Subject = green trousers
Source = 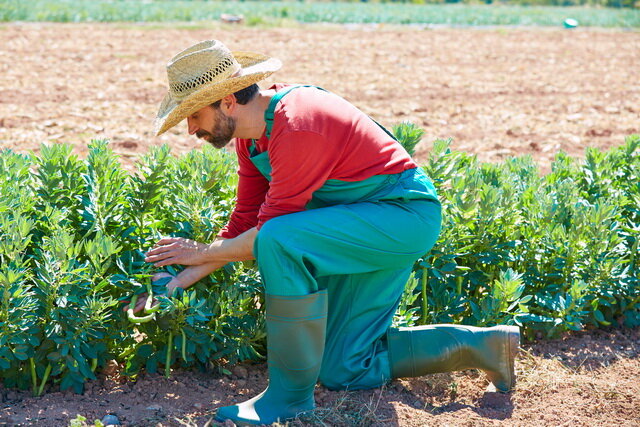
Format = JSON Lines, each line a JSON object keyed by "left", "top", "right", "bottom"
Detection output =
{"left": 254, "top": 169, "right": 441, "bottom": 390}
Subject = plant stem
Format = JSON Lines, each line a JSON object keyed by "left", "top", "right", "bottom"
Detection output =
{"left": 420, "top": 267, "right": 428, "bottom": 325}
{"left": 165, "top": 331, "right": 173, "bottom": 378}
{"left": 181, "top": 330, "right": 187, "bottom": 362}
{"left": 30, "top": 358, "right": 37, "bottom": 396}
{"left": 37, "top": 364, "right": 52, "bottom": 397}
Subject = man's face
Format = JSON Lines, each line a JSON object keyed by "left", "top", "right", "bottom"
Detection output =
{"left": 187, "top": 105, "right": 236, "bottom": 149}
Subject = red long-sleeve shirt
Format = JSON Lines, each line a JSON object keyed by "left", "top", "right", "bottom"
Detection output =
{"left": 218, "top": 84, "right": 417, "bottom": 238}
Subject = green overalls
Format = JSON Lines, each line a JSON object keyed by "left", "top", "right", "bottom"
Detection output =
{"left": 216, "top": 86, "right": 443, "bottom": 424}
{"left": 251, "top": 85, "right": 441, "bottom": 389}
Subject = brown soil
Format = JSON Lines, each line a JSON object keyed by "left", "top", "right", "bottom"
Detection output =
{"left": 1, "top": 23, "right": 639, "bottom": 173}
{"left": 0, "top": 328, "right": 638, "bottom": 426}
{"left": 1, "top": 22, "right": 639, "bottom": 426}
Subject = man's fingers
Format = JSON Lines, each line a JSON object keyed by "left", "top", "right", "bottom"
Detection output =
{"left": 122, "top": 293, "right": 151, "bottom": 314}
{"left": 144, "top": 253, "right": 163, "bottom": 263}
{"left": 152, "top": 272, "right": 174, "bottom": 281}
{"left": 146, "top": 242, "right": 183, "bottom": 260}
{"left": 153, "top": 257, "right": 175, "bottom": 267}
{"left": 145, "top": 254, "right": 176, "bottom": 266}
{"left": 133, "top": 296, "right": 147, "bottom": 314}
{"left": 154, "top": 237, "right": 181, "bottom": 248}
{"left": 146, "top": 245, "right": 171, "bottom": 257}
{"left": 145, "top": 252, "right": 174, "bottom": 266}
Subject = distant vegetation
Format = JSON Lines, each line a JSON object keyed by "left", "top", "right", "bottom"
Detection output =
{"left": 0, "top": 1, "right": 638, "bottom": 28}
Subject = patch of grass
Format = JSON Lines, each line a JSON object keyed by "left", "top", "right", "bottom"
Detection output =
{"left": 0, "top": 1, "right": 638, "bottom": 28}
{"left": 295, "top": 387, "right": 388, "bottom": 425}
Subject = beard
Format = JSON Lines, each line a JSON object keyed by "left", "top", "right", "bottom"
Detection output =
{"left": 196, "top": 109, "right": 236, "bottom": 149}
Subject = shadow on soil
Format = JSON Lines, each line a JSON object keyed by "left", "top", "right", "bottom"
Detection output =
{"left": 390, "top": 376, "right": 515, "bottom": 423}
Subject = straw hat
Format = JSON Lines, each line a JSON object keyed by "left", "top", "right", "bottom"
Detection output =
{"left": 154, "top": 40, "right": 281, "bottom": 136}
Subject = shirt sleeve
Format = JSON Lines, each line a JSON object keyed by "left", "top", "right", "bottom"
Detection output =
{"left": 257, "top": 129, "right": 340, "bottom": 228}
{"left": 217, "top": 140, "right": 270, "bottom": 239}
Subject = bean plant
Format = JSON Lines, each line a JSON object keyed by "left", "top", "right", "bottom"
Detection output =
{"left": 0, "top": 129, "right": 638, "bottom": 395}
{"left": 0, "top": 141, "right": 262, "bottom": 394}
{"left": 411, "top": 133, "right": 640, "bottom": 339}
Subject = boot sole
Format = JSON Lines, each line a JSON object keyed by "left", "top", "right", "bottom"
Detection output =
{"left": 492, "top": 325, "right": 520, "bottom": 393}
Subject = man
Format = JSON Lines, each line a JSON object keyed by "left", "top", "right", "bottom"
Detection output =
{"left": 134, "top": 40, "right": 519, "bottom": 425}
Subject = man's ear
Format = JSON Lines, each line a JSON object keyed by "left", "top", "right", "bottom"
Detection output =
{"left": 220, "top": 94, "right": 237, "bottom": 115}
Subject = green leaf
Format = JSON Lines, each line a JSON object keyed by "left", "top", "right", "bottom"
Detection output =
{"left": 0, "top": 358, "right": 10, "bottom": 370}
{"left": 519, "top": 295, "right": 533, "bottom": 304}
{"left": 593, "top": 309, "right": 611, "bottom": 326}
{"left": 136, "top": 344, "right": 154, "bottom": 358}
{"left": 47, "top": 352, "right": 62, "bottom": 361}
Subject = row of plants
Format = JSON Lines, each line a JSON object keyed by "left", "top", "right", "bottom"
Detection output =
{"left": 0, "top": 128, "right": 638, "bottom": 395}
{"left": 1, "top": 1, "right": 638, "bottom": 27}
{"left": 394, "top": 125, "right": 639, "bottom": 339}
{"left": 0, "top": 142, "right": 263, "bottom": 395}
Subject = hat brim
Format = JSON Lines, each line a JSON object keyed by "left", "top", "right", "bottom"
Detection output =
{"left": 154, "top": 52, "right": 282, "bottom": 136}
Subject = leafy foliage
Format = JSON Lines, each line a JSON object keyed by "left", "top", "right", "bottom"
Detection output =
{"left": 0, "top": 142, "right": 261, "bottom": 395}
{"left": 409, "top": 132, "right": 640, "bottom": 340}
{"left": 0, "top": 131, "right": 638, "bottom": 395}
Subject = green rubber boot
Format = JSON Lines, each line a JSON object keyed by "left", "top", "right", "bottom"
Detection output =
{"left": 215, "top": 291, "right": 327, "bottom": 425}
{"left": 387, "top": 324, "right": 520, "bottom": 392}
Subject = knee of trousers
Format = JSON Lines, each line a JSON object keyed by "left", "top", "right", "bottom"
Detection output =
{"left": 318, "top": 365, "right": 388, "bottom": 391}
{"left": 254, "top": 216, "right": 294, "bottom": 262}
{"left": 318, "top": 369, "right": 354, "bottom": 391}
{"left": 318, "top": 342, "right": 390, "bottom": 391}
{"left": 254, "top": 216, "right": 317, "bottom": 296}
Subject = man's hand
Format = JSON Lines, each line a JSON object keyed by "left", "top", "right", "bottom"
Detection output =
{"left": 145, "top": 237, "right": 211, "bottom": 267}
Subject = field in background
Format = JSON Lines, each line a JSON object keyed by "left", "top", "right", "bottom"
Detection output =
{"left": 0, "top": 0, "right": 639, "bottom": 27}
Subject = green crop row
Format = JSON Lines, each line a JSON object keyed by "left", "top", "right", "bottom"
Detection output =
{"left": 394, "top": 124, "right": 640, "bottom": 340}
{"left": 0, "top": 142, "right": 263, "bottom": 394}
{"left": 0, "top": 129, "right": 638, "bottom": 395}
{"left": 0, "top": 0, "right": 638, "bottom": 27}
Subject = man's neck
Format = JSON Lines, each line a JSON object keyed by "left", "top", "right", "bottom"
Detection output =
{"left": 233, "top": 89, "right": 276, "bottom": 140}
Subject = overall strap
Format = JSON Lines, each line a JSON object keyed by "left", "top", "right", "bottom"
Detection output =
{"left": 264, "top": 85, "right": 326, "bottom": 139}
{"left": 369, "top": 117, "right": 398, "bottom": 142}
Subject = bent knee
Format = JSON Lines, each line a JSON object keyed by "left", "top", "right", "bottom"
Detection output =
{"left": 254, "top": 216, "right": 292, "bottom": 256}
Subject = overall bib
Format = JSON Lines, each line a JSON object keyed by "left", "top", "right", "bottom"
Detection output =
{"left": 250, "top": 85, "right": 442, "bottom": 390}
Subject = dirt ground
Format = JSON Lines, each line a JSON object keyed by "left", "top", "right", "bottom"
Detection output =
{"left": 1, "top": 23, "right": 639, "bottom": 173}
{"left": 0, "top": 327, "right": 638, "bottom": 426}
{"left": 1, "top": 22, "right": 639, "bottom": 426}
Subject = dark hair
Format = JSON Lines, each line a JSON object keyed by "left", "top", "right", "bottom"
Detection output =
{"left": 211, "top": 83, "right": 259, "bottom": 108}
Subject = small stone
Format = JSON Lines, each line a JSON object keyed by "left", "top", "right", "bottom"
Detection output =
{"left": 83, "top": 383, "right": 94, "bottom": 396}
{"left": 193, "top": 402, "right": 203, "bottom": 409}
{"left": 101, "top": 414, "right": 121, "bottom": 426}
{"left": 232, "top": 366, "right": 248, "bottom": 379}
{"left": 145, "top": 404, "right": 162, "bottom": 412}
{"left": 102, "top": 360, "right": 120, "bottom": 377}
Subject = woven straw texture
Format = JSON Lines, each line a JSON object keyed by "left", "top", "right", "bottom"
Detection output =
{"left": 154, "top": 41, "right": 281, "bottom": 136}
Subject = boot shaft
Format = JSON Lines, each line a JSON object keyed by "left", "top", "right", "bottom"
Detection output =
{"left": 216, "top": 290, "right": 328, "bottom": 425}
{"left": 387, "top": 324, "right": 519, "bottom": 392}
